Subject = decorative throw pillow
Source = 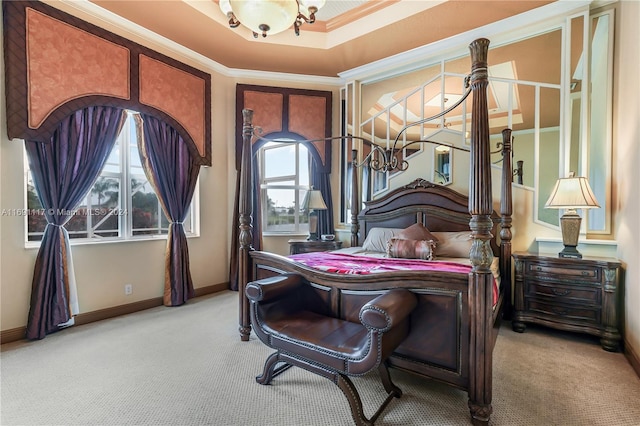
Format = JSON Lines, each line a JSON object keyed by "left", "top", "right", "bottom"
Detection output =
{"left": 397, "top": 223, "right": 439, "bottom": 243}
{"left": 361, "top": 227, "right": 404, "bottom": 253}
{"left": 386, "top": 238, "right": 436, "bottom": 260}
{"left": 431, "top": 231, "right": 473, "bottom": 258}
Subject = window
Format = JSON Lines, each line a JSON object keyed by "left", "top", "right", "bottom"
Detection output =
{"left": 259, "top": 140, "right": 310, "bottom": 234}
{"left": 25, "top": 112, "right": 197, "bottom": 243}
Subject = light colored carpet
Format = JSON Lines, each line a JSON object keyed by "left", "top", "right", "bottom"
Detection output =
{"left": 1, "top": 291, "right": 639, "bottom": 425}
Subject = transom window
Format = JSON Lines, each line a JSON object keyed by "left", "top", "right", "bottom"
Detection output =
{"left": 259, "top": 140, "right": 310, "bottom": 234}
{"left": 25, "top": 111, "right": 197, "bottom": 243}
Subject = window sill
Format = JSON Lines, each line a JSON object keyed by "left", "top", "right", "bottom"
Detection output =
{"left": 24, "top": 233, "right": 200, "bottom": 250}
{"left": 263, "top": 233, "right": 308, "bottom": 238}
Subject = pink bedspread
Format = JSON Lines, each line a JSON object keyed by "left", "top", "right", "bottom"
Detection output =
{"left": 289, "top": 252, "right": 472, "bottom": 275}
{"left": 289, "top": 252, "right": 499, "bottom": 306}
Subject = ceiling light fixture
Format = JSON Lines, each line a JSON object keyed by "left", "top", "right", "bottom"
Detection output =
{"left": 219, "top": 0, "right": 325, "bottom": 38}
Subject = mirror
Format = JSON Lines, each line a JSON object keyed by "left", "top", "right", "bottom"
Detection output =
{"left": 433, "top": 145, "right": 452, "bottom": 184}
{"left": 341, "top": 7, "right": 613, "bottom": 237}
{"left": 587, "top": 11, "right": 613, "bottom": 234}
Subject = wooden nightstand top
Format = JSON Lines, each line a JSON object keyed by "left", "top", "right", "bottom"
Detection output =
{"left": 513, "top": 252, "right": 621, "bottom": 267}
{"left": 288, "top": 239, "right": 342, "bottom": 255}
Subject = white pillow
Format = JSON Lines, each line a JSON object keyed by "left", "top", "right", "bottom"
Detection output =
{"left": 361, "top": 227, "right": 403, "bottom": 253}
{"left": 431, "top": 231, "right": 473, "bottom": 258}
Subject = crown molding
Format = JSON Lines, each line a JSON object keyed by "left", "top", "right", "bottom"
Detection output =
{"left": 226, "top": 68, "right": 341, "bottom": 86}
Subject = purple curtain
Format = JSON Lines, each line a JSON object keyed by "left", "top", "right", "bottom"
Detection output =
{"left": 136, "top": 114, "right": 200, "bottom": 306}
{"left": 25, "top": 106, "right": 126, "bottom": 340}
{"left": 311, "top": 161, "right": 334, "bottom": 236}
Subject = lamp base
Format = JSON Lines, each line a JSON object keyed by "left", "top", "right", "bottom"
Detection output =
{"left": 559, "top": 210, "right": 582, "bottom": 259}
{"left": 307, "top": 211, "right": 319, "bottom": 241}
{"left": 559, "top": 246, "right": 582, "bottom": 259}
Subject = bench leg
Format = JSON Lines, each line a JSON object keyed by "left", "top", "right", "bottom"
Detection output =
{"left": 378, "top": 361, "right": 402, "bottom": 398}
{"left": 256, "top": 351, "right": 293, "bottom": 385}
{"left": 258, "top": 352, "right": 401, "bottom": 426}
{"left": 334, "top": 370, "right": 400, "bottom": 426}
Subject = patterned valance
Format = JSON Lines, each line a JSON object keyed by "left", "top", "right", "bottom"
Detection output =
{"left": 235, "top": 84, "right": 332, "bottom": 172}
{"left": 2, "top": 1, "right": 212, "bottom": 166}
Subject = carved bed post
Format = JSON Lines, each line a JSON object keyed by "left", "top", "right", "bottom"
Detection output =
{"left": 467, "top": 38, "right": 494, "bottom": 425}
{"left": 238, "top": 108, "right": 254, "bottom": 341}
{"left": 500, "top": 128, "right": 513, "bottom": 319}
{"left": 350, "top": 149, "right": 360, "bottom": 247}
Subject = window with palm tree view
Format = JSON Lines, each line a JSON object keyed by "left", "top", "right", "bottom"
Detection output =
{"left": 26, "top": 112, "right": 196, "bottom": 242}
{"left": 260, "top": 140, "right": 310, "bottom": 234}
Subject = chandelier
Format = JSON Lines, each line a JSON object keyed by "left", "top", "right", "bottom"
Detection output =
{"left": 219, "top": 0, "right": 326, "bottom": 38}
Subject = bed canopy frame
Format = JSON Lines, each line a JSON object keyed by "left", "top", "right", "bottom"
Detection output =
{"left": 235, "top": 38, "right": 515, "bottom": 424}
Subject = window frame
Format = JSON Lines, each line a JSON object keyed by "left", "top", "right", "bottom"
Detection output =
{"left": 259, "top": 140, "right": 311, "bottom": 236}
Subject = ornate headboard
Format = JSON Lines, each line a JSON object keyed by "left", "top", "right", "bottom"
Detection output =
{"left": 357, "top": 179, "right": 500, "bottom": 255}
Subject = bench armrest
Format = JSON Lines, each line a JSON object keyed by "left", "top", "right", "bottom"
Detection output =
{"left": 246, "top": 274, "right": 303, "bottom": 303}
{"left": 359, "top": 288, "right": 417, "bottom": 332}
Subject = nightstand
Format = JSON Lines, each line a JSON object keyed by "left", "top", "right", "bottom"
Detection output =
{"left": 288, "top": 239, "right": 342, "bottom": 255}
{"left": 512, "top": 252, "right": 622, "bottom": 351}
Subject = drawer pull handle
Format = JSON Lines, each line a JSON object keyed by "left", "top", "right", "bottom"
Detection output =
{"left": 552, "top": 307, "right": 568, "bottom": 316}
{"left": 581, "top": 271, "right": 591, "bottom": 276}
{"left": 534, "top": 266, "right": 543, "bottom": 271}
{"left": 551, "top": 288, "right": 571, "bottom": 296}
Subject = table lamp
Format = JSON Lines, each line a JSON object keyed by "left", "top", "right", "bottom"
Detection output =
{"left": 544, "top": 172, "right": 600, "bottom": 258}
{"left": 303, "top": 189, "right": 327, "bottom": 241}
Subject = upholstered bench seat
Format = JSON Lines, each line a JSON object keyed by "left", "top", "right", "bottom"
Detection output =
{"left": 246, "top": 274, "right": 418, "bottom": 426}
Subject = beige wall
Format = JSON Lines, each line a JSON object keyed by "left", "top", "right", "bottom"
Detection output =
{"left": 612, "top": 0, "right": 640, "bottom": 355}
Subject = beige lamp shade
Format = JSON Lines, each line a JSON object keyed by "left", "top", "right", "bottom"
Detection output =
{"left": 303, "top": 189, "right": 327, "bottom": 211}
{"left": 545, "top": 174, "right": 600, "bottom": 210}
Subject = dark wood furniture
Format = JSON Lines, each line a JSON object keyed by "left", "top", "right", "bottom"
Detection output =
{"left": 288, "top": 239, "right": 342, "bottom": 254}
{"left": 246, "top": 274, "right": 418, "bottom": 426}
{"left": 237, "top": 39, "right": 513, "bottom": 425}
{"left": 512, "top": 252, "right": 622, "bottom": 351}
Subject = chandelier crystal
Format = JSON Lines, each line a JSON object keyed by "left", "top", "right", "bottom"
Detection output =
{"left": 219, "top": 0, "right": 325, "bottom": 38}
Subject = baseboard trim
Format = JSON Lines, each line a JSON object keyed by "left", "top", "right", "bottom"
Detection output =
{"left": 0, "top": 282, "right": 230, "bottom": 345}
{"left": 73, "top": 297, "right": 164, "bottom": 326}
{"left": 0, "top": 327, "right": 27, "bottom": 344}
{"left": 624, "top": 338, "right": 640, "bottom": 379}
{"left": 194, "top": 282, "right": 229, "bottom": 297}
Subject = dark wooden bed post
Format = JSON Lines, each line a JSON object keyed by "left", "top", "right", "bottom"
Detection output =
{"left": 500, "top": 128, "right": 513, "bottom": 320}
{"left": 466, "top": 38, "right": 494, "bottom": 425}
{"left": 238, "top": 108, "right": 254, "bottom": 341}
{"left": 350, "top": 149, "right": 360, "bottom": 247}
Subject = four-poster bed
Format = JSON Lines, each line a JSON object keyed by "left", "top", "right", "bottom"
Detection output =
{"left": 235, "top": 38, "right": 514, "bottom": 425}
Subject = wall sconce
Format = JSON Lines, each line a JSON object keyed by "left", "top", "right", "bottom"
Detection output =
{"left": 303, "top": 188, "right": 327, "bottom": 241}
{"left": 513, "top": 160, "right": 523, "bottom": 185}
{"left": 544, "top": 172, "right": 600, "bottom": 258}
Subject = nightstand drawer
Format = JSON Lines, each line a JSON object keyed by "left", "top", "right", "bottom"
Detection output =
{"left": 526, "top": 299, "right": 600, "bottom": 324}
{"left": 526, "top": 263, "right": 600, "bottom": 282}
{"left": 512, "top": 252, "right": 622, "bottom": 351}
{"left": 526, "top": 281, "right": 600, "bottom": 304}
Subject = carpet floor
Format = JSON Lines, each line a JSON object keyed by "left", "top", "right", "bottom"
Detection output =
{"left": 1, "top": 290, "right": 639, "bottom": 425}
